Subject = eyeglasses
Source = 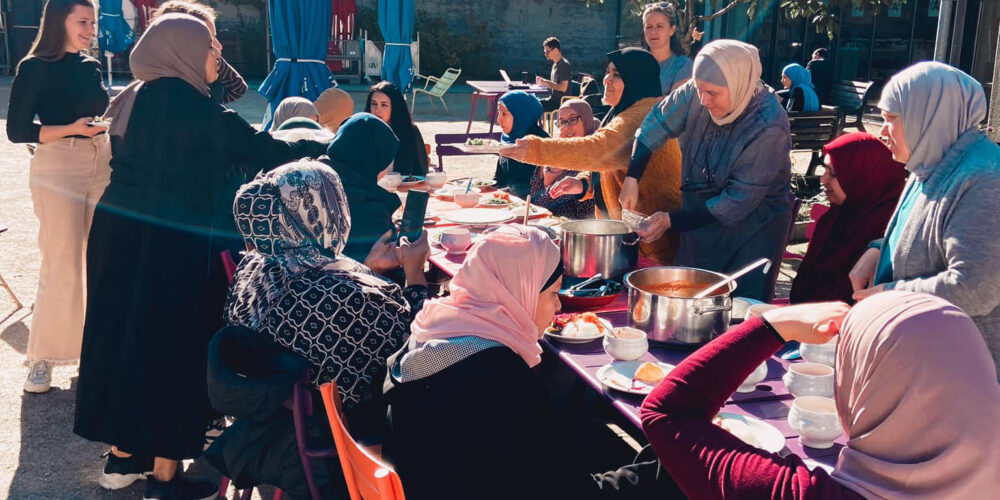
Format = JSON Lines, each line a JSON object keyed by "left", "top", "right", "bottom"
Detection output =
{"left": 555, "top": 115, "right": 582, "bottom": 128}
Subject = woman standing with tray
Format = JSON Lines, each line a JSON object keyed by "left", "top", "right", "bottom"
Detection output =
{"left": 6, "top": 0, "right": 110, "bottom": 394}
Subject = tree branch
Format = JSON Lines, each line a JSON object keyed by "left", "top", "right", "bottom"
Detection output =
{"left": 696, "top": 0, "right": 749, "bottom": 22}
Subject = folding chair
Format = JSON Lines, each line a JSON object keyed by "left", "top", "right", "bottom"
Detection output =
{"left": 411, "top": 68, "right": 461, "bottom": 115}
{"left": 320, "top": 382, "right": 405, "bottom": 500}
{"left": 0, "top": 225, "right": 24, "bottom": 311}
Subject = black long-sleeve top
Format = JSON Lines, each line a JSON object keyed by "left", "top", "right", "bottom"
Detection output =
{"left": 6, "top": 53, "right": 109, "bottom": 143}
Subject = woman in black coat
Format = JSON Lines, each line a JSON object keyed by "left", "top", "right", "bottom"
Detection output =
{"left": 73, "top": 14, "right": 326, "bottom": 499}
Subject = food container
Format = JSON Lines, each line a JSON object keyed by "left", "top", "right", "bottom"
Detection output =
{"left": 800, "top": 338, "right": 837, "bottom": 367}
{"left": 788, "top": 396, "right": 843, "bottom": 449}
{"left": 782, "top": 362, "right": 835, "bottom": 398}
{"left": 624, "top": 266, "right": 735, "bottom": 345}
{"left": 558, "top": 279, "right": 623, "bottom": 311}
{"left": 603, "top": 328, "right": 649, "bottom": 361}
{"left": 558, "top": 220, "right": 639, "bottom": 280}
{"left": 737, "top": 362, "right": 768, "bottom": 393}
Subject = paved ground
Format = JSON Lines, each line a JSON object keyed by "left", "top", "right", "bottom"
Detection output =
{"left": 0, "top": 77, "right": 817, "bottom": 498}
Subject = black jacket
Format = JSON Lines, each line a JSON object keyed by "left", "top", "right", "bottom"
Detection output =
{"left": 205, "top": 326, "right": 346, "bottom": 499}
{"left": 493, "top": 124, "right": 549, "bottom": 198}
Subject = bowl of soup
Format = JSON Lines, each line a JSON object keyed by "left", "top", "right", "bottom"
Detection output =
{"left": 624, "top": 267, "right": 735, "bottom": 345}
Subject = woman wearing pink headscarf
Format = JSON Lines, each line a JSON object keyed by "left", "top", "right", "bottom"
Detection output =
{"left": 382, "top": 225, "right": 598, "bottom": 500}
{"left": 640, "top": 292, "right": 1000, "bottom": 499}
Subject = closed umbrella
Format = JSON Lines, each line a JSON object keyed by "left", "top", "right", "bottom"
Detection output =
{"left": 98, "top": 0, "right": 135, "bottom": 54}
{"left": 378, "top": 0, "right": 414, "bottom": 91}
{"left": 259, "top": 0, "right": 336, "bottom": 130}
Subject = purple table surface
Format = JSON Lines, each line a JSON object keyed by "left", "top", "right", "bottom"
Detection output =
{"left": 542, "top": 313, "right": 843, "bottom": 469}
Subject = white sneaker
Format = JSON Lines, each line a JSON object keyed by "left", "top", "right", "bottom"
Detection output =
{"left": 24, "top": 360, "right": 52, "bottom": 393}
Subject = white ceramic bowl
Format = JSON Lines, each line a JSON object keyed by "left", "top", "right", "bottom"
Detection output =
{"left": 603, "top": 328, "right": 649, "bottom": 361}
{"left": 425, "top": 172, "right": 448, "bottom": 189}
{"left": 382, "top": 173, "right": 403, "bottom": 190}
{"left": 454, "top": 192, "right": 480, "bottom": 208}
{"left": 800, "top": 337, "right": 838, "bottom": 367}
{"left": 783, "top": 362, "right": 834, "bottom": 398}
{"left": 788, "top": 396, "right": 843, "bottom": 449}
{"left": 736, "top": 361, "right": 769, "bottom": 393}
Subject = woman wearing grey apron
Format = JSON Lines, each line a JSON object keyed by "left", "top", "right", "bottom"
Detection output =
{"left": 5, "top": 0, "right": 111, "bottom": 394}
{"left": 624, "top": 40, "right": 793, "bottom": 301}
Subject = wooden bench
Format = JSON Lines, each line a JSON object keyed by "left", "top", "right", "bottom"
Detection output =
{"left": 789, "top": 106, "right": 842, "bottom": 176}
{"left": 434, "top": 132, "right": 502, "bottom": 169}
{"left": 830, "top": 80, "right": 875, "bottom": 132}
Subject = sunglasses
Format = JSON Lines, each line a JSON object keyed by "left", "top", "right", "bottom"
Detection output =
{"left": 555, "top": 115, "right": 582, "bottom": 128}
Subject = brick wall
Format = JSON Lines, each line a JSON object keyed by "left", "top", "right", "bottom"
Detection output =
{"left": 359, "top": 0, "right": 628, "bottom": 78}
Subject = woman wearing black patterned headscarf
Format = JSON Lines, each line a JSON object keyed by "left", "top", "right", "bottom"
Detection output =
{"left": 225, "top": 160, "right": 429, "bottom": 408}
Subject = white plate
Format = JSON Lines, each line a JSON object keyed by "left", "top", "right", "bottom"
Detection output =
{"left": 544, "top": 317, "right": 613, "bottom": 344}
{"left": 399, "top": 176, "right": 425, "bottom": 187}
{"left": 715, "top": 413, "right": 786, "bottom": 454}
{"left": 440, "top": 208, "right": 515, "bottom": 226}
{"left": 454, "top": 143, "right": 508, "bottom": 154}
{"left": 597, "top": 360, "right": 676, "bottom": 395}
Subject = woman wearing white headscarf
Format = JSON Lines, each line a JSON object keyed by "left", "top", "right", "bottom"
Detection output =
{"left": 268, "top": 96, "right": 320, "bottom": 131}
{"left": 623, "top": 40, "right": 794, "bottom": 301}
{"left": 849, "top": 62, "right": 1000, "bottom": 371}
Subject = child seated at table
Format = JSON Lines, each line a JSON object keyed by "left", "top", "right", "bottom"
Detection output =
{"left": 640, "top": 292, "right": 1000, "bottom": 499}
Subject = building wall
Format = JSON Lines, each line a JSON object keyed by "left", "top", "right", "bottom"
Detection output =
{"left": 358, "top": 0, "right": 625, "bottom": 78}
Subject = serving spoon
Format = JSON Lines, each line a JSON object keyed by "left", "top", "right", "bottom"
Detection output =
{"left": 692, "top": 258, "right": 772, "bottom": 299}
{"left": 565, "top": 273, "right": 604, "bottom": 296}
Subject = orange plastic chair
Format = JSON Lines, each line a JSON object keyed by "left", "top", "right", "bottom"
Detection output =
{"left": 320, "top": 382, "right": 405, "bottom": 500}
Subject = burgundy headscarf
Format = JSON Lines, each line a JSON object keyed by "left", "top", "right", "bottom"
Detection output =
{"left": 790, "top": 133, "right": 906, "bottom": 303}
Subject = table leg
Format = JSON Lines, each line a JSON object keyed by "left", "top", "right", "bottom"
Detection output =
{"left": 487, "top": 96, "right": 499, "bottom": 134}
{"left": 466, "top": 92, "right": 481, "bottom": 134}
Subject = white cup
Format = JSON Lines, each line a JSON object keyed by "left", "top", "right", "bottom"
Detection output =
{"left": 788, "top": 396, "right": 843, "bottom": 449}
{"left": 382, "top": 172, "right": 403, "bottom": 190}
{"left": 746, "top": 303, "right": 779, "bottom": 321}
{"left": 603, "top": 328, "right": 649, "bottom": 361}
{"left": 736, "top": 361, "right": 769, "bottom": 393}
{"left": 800, "top": 337, "right": 838, "bottom": 367}
{"left": 426, "top": 171, "right": 448, "bottom": 189}
{"left": 783, "top": 362, "right": 835, "bottom": 398}
{"left": 454, "top": 192, "right": 480, "bottom": 208}
{"left": 440, "top": 228, "right": 472, "bottom": 254}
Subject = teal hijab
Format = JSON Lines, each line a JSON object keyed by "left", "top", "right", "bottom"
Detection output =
{"left": 499, "top": 91, "right": 543, "bottom": 143}
{"left": 782, "top": 63, "right": 819, "bottom": 112}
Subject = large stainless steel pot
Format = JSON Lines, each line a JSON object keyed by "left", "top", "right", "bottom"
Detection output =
{"left": 624, "top": 267, "right": 734, "bottom": 346}
{"left": 559, "top": 220, "right": 639, "bottom": 280}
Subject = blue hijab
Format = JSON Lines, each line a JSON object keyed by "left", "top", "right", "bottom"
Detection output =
{"left": 499, "top": 91, "right": 544, "bottom": 143}
{"left": 783, "top": 63, "right": 819, "bottom": 112}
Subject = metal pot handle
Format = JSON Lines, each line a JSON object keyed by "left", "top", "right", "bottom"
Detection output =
{"left": 622, "top": 233, "right": 641, "bottom": 246}
{"left": 693, "top": 303, "right": 733, "bottom": 315}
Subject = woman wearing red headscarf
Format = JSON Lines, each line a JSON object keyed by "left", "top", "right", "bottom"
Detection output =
{"left": 790, "top": 133, "right": 907, "bottom": 304}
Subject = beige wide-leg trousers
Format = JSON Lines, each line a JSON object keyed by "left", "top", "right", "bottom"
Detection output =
{"left": 26, "top": 134, "right": 111, "bottom": 363}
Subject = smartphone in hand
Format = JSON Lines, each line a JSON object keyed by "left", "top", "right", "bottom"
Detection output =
{"left": 396, "top": 189, "right": 429, "bottom": 245}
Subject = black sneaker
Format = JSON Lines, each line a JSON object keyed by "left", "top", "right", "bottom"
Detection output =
{"left": 98, "top": 450, "right": 154, "bottom": 490}
{"left": 143, "top": 475, "right": 218, "bottom": 500}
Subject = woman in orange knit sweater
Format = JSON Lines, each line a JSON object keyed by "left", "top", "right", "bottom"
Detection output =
{"left": 501, "top": 48, "right": 682, "bottom": 264}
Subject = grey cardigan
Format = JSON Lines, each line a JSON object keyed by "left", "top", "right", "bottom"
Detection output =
{"left": 878, "top": 130, "right": 1000, "bottom": 370}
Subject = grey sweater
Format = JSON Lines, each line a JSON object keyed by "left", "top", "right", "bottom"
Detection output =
{"left": 879, "top": 131, "right": 1000, "bottom": 370}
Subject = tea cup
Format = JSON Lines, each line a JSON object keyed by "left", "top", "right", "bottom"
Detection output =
{"left": 440, "top": 228, "right": 472, "bottom": 254}
{"left": 382, "top": 172, "right": 403, "bottom": 191}
{"left": 736, "top": 361, "right": 769, "bottom": 393}
{"left": 426, "top": 171, "right": 448, "bottom": 189}
{"left": 800, "top": 337, "right": 838, "bottom": 367}
{"left": 783, "top": 362, "right": 834, "bottom": 398}
{"left": 745, "top": 303, "right": 778, "bottom": 321}
{"left": 454, "top": 192, "right": 480, "bottom": 208}
{"left": 787, "top": 396, "right": 843, "bottom": 449}
{"left": 603, "top": 328, "right": 648, "bottom": 361}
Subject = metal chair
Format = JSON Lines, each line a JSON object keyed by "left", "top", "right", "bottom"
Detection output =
{"left": 0, "top": 225, "right": 23, "bottom": 311}
{"left": 411, "top": 68, "right": 461, "bottom": 114}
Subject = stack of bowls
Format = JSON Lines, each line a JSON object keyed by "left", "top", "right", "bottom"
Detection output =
{"left": 784, "top": 337, "right": 843, "bottom": 448}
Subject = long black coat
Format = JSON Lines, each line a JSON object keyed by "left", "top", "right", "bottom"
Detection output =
{"left": 74, "top": 77, "right": 326, "bottom": 460}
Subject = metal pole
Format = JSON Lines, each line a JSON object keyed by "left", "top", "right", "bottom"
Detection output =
{"left": 934, "top": 0, "right": 954, "bottom": 62}
{"left": 265, "top": 0, "right": 272, "bottom": 71}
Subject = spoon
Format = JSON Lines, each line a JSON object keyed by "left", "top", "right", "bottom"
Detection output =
{"left": 692, "top": 258, "right": 772, "bottom": 299}
{"left": 565, "top": 273, "right": 603, "bottom": 296}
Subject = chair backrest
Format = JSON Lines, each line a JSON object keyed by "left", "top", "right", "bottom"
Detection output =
{"left": 804, "top": 203, "right": 830, "bottom": 241}
{"left": 428, "top": 68, "right": 461, "bottom": 96}
{"left": 320, "top": 382, "right": 405, "bottom": 500}
{"left": 830, "top": 80, "right": 874, "bottom": 111}
{"left": 434, "top": 132, "right": 501, "bottom": 146}
{"left": 788, "top": 106, "right": 841, "bottom": 151}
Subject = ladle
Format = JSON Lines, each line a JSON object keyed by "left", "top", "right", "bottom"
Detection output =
{"left": 692, "top": 258, "right": 772, "bottom": 299}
